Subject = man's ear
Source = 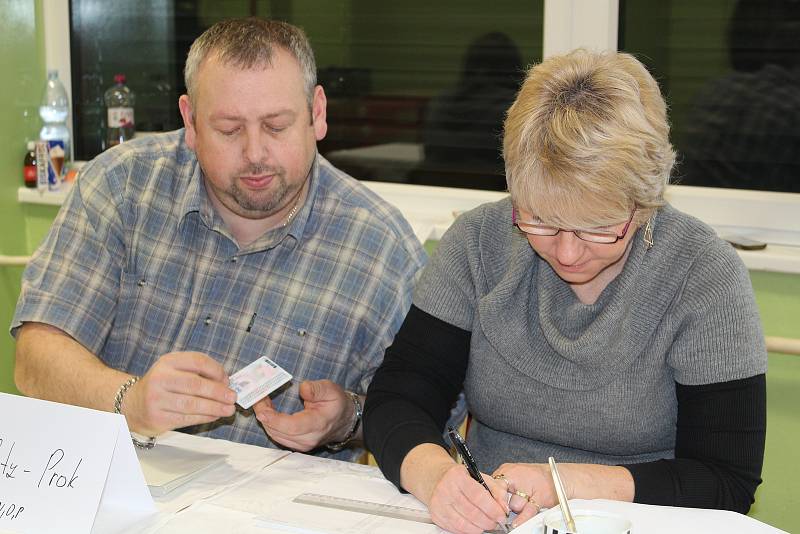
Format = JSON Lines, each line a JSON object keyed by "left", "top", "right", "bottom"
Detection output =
{"left": 178, "top": 94, "right": 197, "bottom": 150}
{"left": 311, "top": 85, "right": 328, "bottom": 141}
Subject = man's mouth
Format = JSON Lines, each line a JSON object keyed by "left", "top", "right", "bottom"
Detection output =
{"left": 239, "top": 174, "right": 274, "bottom": 188}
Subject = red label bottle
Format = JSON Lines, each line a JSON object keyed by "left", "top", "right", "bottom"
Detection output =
{"left": 23, "top": 140, "right": 37, "bottom": 188}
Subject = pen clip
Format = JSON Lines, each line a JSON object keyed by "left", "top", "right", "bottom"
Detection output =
{"left": 246, "top": 312, "right": 257, "bottom": 333}
{"left": 447, "top": 426, "right": 482, "bottom": 482}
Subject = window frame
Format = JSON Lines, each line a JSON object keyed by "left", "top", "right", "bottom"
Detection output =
{"left": 43, "top": 0, "right": 800, "bottom": 266}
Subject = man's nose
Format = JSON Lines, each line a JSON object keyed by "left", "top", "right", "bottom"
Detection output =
{"left": 243, "top": 130, "right": 268, "bottom": 164}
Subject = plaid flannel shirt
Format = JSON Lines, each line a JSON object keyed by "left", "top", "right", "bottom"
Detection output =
{"left": 12, "top": 130, "right": 426, "bottom": 461}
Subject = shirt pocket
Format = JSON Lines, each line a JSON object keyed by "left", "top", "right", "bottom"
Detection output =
{"left": 241, "top": 311, "right": 360, "bottom": 391}
{"left": 103, "top": 268, "right": 192, "bottom": 375}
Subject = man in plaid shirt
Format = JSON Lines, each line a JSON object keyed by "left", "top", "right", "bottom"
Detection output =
{"left": 11, "top": 18, "right": 425, "bottom": 460}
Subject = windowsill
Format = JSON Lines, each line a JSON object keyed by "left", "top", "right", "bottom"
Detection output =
{"left": 361, "top": 182, "right": 800, "bottom": 275}
{"left": 18, "top": 183, "right": 74, "bottom": 206}
{"left": 17, "top": 182, "right": 800, "bottom": 275}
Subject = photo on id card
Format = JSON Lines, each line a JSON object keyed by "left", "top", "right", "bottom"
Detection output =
{"left": 229, "top": 356, "right": 293, "bottom": 409}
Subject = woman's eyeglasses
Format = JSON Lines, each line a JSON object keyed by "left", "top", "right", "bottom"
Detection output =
{"left": 513, "top": 208, "right": 636, "bottom": 244}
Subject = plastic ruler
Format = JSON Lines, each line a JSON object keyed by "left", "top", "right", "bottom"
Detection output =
{"left": 292, "top": 492, "right": 434, "bottom": 524}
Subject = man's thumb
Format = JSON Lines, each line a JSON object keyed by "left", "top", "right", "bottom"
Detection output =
{"left": 300, "top": 379, "right": 331, "bottom": 402}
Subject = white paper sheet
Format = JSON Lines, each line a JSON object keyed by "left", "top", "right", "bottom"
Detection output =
{"left": 211, "top": 454, "right": 444, "bottom": 534}
{"left": 118, "top": 431, "right": 290, "bottom": 533}
{"left": 136, "top": 444, "right": 227, "bottom": 496}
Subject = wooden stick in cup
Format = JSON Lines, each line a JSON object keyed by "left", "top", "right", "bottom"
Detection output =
{"left": 548, "top": 457, "right": 577, "bottom": 532}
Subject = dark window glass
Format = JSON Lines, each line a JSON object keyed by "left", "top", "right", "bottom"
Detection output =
{"left": 620, "top": 0, "right": 800, "bottom": 193}
{"left": 70, "top": 0, "right": 183, "bottom": 158}
{"left": 70, "top": 1, "right": 543, "bottom": 190}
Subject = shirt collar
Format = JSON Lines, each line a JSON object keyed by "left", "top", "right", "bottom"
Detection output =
{"left": 283, "top": 153, "right": 320, "bottom": 241}
{"left": 241, "top": 152, "right": 321, "bottom": 252}
{"left": 177, "top": 134, "right": 214, "bottom": 227}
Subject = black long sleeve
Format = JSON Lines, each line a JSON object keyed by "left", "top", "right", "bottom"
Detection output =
{"left": 624, "top": 374, "right": 766, "bottom": 513}
{"left": 364, "top": 304, "right": 471, "bottom": 487}
{"left": 364, "top": 307, "right": 767, "bottom": 512}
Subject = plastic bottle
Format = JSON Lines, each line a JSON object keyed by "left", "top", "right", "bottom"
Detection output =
{"left": 104, "top": 74, "right": 135, "bottom": 148}
{"left": 23, "top": 141, "right": 37, "bottom": 188}
{"left": 39, "top": 69, "right": 70, "bottom": 190}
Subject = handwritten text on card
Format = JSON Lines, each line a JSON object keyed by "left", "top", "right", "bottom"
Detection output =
{"left": 0, "top": 392, "right": 155, "bottom": 534}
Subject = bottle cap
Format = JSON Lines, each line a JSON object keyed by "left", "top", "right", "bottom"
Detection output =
{"left": 114, "top": 74, "right": 126, "bottom": 84}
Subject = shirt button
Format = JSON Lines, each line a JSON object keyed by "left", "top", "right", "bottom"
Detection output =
{"left": 297, "top": 329, "right": 306, "bottom": 337}
{"left": 137, "top": 279, "right": 146, "bottom": 287}
{"left": 231, "top": 256, "right": 238, "bottom": 263}
{"left": 204, "top": 316, "right": 211, "bottom": 326}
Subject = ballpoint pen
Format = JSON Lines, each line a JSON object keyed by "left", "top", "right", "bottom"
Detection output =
{"left": 548, "top": 456, "right": 577, "bottom": 533}
{"left": 447, "top": 426, "right": 509, "bottom": 534}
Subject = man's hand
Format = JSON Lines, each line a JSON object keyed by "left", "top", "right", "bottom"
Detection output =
{"left": 252, "top": 379, "right": 353, "bottom": 451}
{"left": 123, "top": 351, "right": 237, "bottom": 436}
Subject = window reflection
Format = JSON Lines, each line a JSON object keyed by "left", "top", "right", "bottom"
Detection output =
{"left": 408, "top": 32, "right": 523, "bottom": 190}
{"left": 69, "top": 1, "right": 543, "bottom": 191}
{"left": 681, "top": 0, "right": 800, "bottom": 193}
{"left": 71, "top": 0, "right": 181, "bottom": 159}
{"left": 620, "top": 0, "right": 800, "bottom": 193}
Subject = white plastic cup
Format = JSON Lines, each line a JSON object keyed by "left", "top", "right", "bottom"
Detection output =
{"left": 542, "top": 508, "right": 632, "bottom": 534}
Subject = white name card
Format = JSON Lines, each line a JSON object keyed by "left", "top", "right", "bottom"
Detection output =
{"left": 0, "top": 392, "right": 155, "bottom": 533}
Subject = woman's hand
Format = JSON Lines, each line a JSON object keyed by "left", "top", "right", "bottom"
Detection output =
{"left": 492, "top": 463, "right": 556, "bottom": 528}
{"left": 429, "top": 463, "right": 510, "bottom": 534}
{"left": 493, "top": 462, "right": 635, "bottom": 528}
{"left": 401, "top": 444, "right": 509, "bottom": 534}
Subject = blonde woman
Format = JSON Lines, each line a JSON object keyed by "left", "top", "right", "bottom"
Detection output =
{"left": 364, "top": 49, "right": 766, "bottom": 534}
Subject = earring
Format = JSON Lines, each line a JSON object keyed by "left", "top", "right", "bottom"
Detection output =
{"left": 643, "top": 214, "right": 655, "bottom": 249}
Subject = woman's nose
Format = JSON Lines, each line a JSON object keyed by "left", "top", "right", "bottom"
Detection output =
{"left": 554, "top": 231, "right": 584, "bottom": 265}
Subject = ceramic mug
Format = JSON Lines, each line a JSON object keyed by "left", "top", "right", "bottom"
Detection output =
{"left": 542, "top": 508, "right": 632, "bottom": 534}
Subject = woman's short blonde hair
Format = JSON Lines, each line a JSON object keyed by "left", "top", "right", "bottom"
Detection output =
{"left": 503, "top": 49, "right": 675, "bottom": 228}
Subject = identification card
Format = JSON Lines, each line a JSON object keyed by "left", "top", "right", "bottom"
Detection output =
{"left": 229, "top": 356, "right": 293, "bottom": 409}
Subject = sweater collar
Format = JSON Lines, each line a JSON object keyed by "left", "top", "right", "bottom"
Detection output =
{"left": 478, "top": 206, "right": 701, "bottom": 390}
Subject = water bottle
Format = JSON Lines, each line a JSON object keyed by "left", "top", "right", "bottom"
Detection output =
{"left": 104, "top": 74, "right": 135, "bottom": 148}
{"left": 39, "top": 69, "right": 71, "bottom": 190}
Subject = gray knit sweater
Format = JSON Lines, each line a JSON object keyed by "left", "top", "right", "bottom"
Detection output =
{"left": 413, "top": 197, "right": 767, "bottom": 471}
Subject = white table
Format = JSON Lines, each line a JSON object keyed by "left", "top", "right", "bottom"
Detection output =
{"left": 116, "top": 432, "right": 787, "bottom": 534}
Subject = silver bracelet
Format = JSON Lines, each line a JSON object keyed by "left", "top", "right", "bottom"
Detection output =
{"left": 113, "top": 376, "right": 156, "bottom": 450}
{"left": 326, "top": 391, "right": 362, "bottom": 452}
